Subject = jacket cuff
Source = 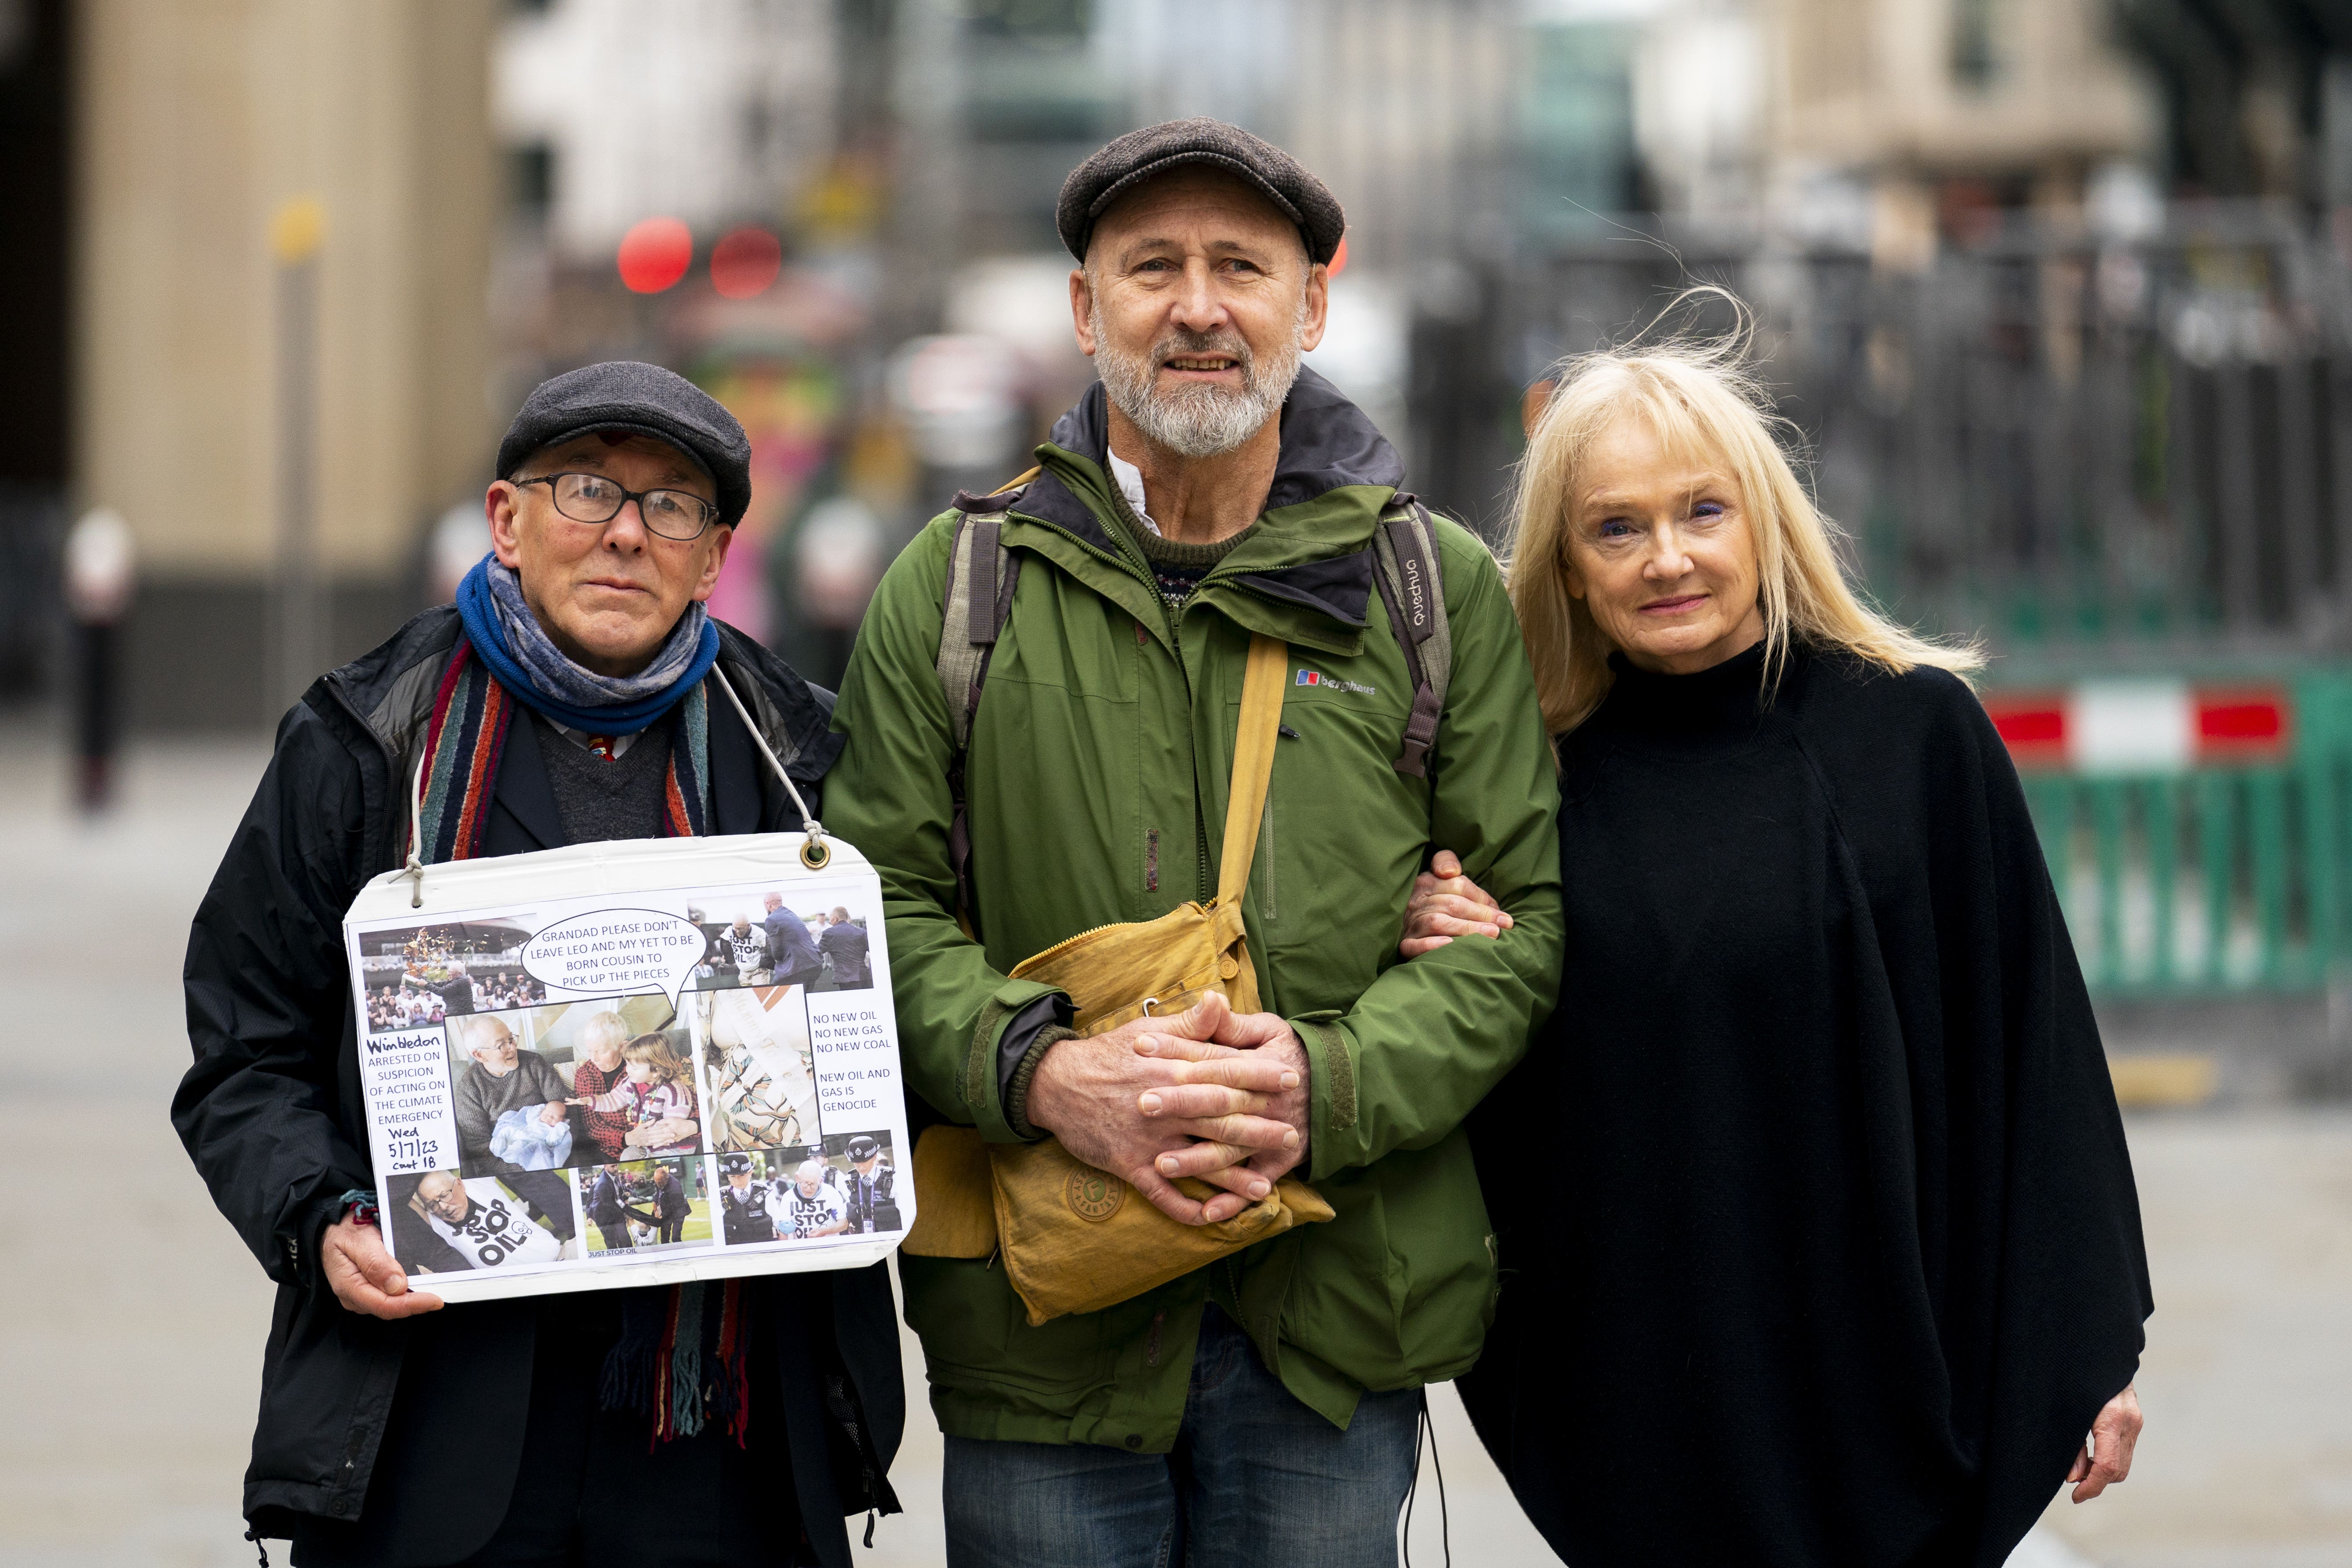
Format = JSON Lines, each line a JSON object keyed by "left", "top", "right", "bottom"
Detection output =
{"left": 1006, "top": 1025, "right": 1078, "bottom": 1141}
{"left": 1289, "top": 1011, "right": 1358, "bottom": 1182}
{"left": 295, "top": 1187, "right": 355, "bottom": 1292}
{"left": 963, "top": 981, "right": 1072, "bottom": 1142}
{"left": 995, "top": 994, "right": 1074, "bottom": 1109}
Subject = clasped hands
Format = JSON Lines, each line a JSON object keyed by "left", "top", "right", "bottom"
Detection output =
{"left": 1024, "top": 991, "right": 1310, "bottom": 1227}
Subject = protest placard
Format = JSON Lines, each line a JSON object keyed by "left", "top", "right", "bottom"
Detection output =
{"left": 343, "top": 832, "right": 911, "bottom": 1303}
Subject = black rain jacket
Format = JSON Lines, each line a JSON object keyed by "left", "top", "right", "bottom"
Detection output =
{"left": 172, "top": 606, "right": 902, "bottom": 1561}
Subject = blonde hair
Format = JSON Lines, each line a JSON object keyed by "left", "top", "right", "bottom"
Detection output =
{"left": 576, "top": 1011, "right": 629, "bottom": 1059}
{"left": 622, "top": 1031, "right": 692, "bottom": 1088}
{"left": 1504, "top": 294, "right": 1979, "bottom": 734}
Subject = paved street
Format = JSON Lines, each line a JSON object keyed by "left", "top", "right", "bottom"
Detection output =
{"left": 1, "top": 724, "right": 2346, "bottom": 1568}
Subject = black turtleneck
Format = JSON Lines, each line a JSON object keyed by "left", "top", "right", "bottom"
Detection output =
{"left": 1459, "top": 640, "right": 2150, "bottom": 1568}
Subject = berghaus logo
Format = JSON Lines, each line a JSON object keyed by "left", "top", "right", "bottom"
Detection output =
{"left": 1296, "top": 669, "right": 1376, "bottom": 695}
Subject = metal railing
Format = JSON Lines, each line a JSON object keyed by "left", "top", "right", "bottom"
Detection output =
{"left": 1459, "top": 202, "right": 2352, "bottom": 661}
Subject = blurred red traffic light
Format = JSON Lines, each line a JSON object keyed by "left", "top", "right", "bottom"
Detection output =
{"left": 617, "top": 217, "right": 692, "bottom": 293}
{"left": 711, "top": 226, "right": 783, "bottom": 299}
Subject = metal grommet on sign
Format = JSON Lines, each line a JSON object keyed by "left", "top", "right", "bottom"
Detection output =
{"left": 799, "top": 838, "right": 831, "bottom": 871}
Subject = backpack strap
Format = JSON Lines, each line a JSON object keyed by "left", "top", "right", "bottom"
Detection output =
{"left": 1368, "top": 494, "right": 1451, "bottom": 777}
{"left": 935, "top": 472, "right": 1034, "bottom": 930}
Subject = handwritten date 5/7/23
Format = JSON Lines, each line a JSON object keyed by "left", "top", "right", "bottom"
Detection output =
{"left": 387, "top": 1135, "right": 441, "bottom": 1164}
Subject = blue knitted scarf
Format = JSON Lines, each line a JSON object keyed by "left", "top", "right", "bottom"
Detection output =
{"left": 454, "top": 555, "right": 720, "bottom": 734}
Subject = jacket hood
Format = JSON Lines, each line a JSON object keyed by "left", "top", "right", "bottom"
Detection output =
{"left": 1013, "top": 367, "right": 1406, "bottom": 643}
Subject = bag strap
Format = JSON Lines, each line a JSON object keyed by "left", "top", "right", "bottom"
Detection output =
{"left": 1216, "top": 634, "right": 1291, "bottom": 904}
{"left": 935, "top": 469, "right": 1036, "bottom": 931}
{"left": 1368, "top": 494, "right": 1450, "bottom": 777}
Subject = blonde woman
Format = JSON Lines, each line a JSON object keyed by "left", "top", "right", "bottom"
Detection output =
{"left": 1404, "top": 318, "right": 2153, "bottom": 1567}
{"left": 565, "top": 1010, "right": 636, "bottom": 1162}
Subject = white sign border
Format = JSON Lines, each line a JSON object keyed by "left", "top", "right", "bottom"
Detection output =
{"left": 343, "top": 830, "right": 909, "bottom": 1307}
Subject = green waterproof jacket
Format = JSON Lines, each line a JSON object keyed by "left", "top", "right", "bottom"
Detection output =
{"left": 825, "top": 369, "right": 1563, "bottom": 1450}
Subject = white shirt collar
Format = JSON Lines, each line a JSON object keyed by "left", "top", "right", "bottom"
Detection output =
{"left": 1106, "top": 449, "right": 1162, "bottom": 537}
{"left": 546, "top": 719, "right": 644, "bottom": 759}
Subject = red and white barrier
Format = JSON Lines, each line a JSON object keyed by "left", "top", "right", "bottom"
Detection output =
{"left": 1982, "top": 682, "right": 2291, "bottom": 771}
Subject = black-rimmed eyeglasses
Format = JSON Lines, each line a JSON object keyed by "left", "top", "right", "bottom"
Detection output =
{"left": 513, "top": 472, "right": 721, "bottom": 541}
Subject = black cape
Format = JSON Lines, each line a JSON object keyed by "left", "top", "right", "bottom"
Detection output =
{"left": 1459, "top": 642, "right": 2151, "bottom": 1568}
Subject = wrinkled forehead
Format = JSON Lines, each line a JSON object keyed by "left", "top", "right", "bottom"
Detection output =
{"left": 520, "top": 430, "right": 711, "bottom": 490}
{"left": 1088, "top": 165, "right": 1308, "bottom": 266}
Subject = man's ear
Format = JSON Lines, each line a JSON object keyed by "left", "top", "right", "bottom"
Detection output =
{"left": 1070, "top": 265, "right": 1098, "bottom": 358}
{"left": 1297, "top": 260, "right": 1331, "bottom": 354}
{"left": 689, "top": 524, "right": 735, "bottom": 604}
{"left": 487, "top": 482, "right": 526, "bottom": 568}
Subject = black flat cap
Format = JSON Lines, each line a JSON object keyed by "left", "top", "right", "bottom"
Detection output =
{"left": 497, "top": 361, "right": 752, "bottom": 529}
{"left": 1057, "top": 117, "right": 1345, "bottom": 266}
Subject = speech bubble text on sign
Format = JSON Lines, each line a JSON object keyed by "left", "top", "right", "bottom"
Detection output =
{"left": 521, "top": 909, "right": 708, "bottom": 1008}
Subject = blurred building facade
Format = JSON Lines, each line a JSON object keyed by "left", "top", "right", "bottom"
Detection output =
{"left": 1770, "top": 0, "right": 2154, "bottom": 237}
{"left": 0, "top": 0, "right": 72, "bottom": 708}
{"left": 495, "top": 0, "right": 836, "bottom": 258}
{"left": 10, "top": 0, "right": 2352, "bottom": 731}
{"left": 67, "top": 0, "right": 495, "bottom": 729}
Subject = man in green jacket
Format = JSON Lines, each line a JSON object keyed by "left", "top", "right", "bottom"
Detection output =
{"left": 825, "top": 119, "right": 1562, "bottom": 1565}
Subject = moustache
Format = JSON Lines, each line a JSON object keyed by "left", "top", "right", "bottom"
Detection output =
{"left": 1152, "top": 330, "right": 1253, "bottom": 369}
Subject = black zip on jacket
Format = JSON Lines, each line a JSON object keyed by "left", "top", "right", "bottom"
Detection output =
{"left": 171, "top": 606, "right": 902, "bottom": 1563}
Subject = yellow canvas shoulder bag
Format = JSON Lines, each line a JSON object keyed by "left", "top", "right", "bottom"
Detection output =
{"left": 902, "top": 633, "right": 1332, "bottom": 1325}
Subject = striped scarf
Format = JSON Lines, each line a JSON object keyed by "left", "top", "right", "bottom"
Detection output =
{"left": 416, "top": 637, "right": 751, "bottom": 1444}
{"left": 417, "top": 634, "right": 712, "bottom": 855}
{"left": 601, "top": 1278, "right": 755, "bottom": 1446}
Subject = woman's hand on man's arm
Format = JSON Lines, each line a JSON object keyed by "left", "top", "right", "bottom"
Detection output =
{"left": 1400, "top": 850, "right": 1514, "bottom": 957}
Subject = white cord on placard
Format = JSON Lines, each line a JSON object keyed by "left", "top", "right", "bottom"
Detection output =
{"left": 401, "top": 668, "right": 830, "bottom": 902}
{"left": 404, "top": 749, "right": 429, "bottom": 908}
{"left": 710, "top": 664, "right": 829, "bottom": 870}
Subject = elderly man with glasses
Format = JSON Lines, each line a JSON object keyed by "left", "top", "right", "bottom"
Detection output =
{"left": 175, "top": 362, "right": 902, "bottom": 1567}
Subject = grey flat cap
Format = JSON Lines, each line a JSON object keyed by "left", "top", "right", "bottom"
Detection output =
{"left": 1057, "top": 118, "right": 1345, "bottom": 265}
{"left": 497, "top": 361, "right": 752, "bottom": 529}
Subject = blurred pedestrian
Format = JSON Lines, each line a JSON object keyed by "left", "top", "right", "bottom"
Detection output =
{"left": 1407, "top": 317, "right": 2152, "bottom": 1567}
{"left": 825, "top": 118, "right": 1562, "bottom": 1567}
{"left": 172, "top": 361, "right": 900, "bottom": 1566}
{"left": 62, "top": 505, "right": 135, "bottom": 812}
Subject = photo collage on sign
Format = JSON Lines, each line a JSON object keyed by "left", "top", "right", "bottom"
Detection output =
{"left": 358, "top": 920, "right": 547, "bottom": 1035}
{"left": 680, "top": 888, "right": 877, "bottom": 996}
{"left": 371, "top": 882, "right": 900, "bottom": 1280}
{"left": 712, "top": 1134, "right": 901, "bottom": 1247}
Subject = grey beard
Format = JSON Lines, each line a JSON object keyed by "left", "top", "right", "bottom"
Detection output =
{"left": 1091, "top": 298, "right": 1305, "bottom": 459}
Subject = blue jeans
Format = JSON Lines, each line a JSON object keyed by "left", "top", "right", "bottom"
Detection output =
{"left": 942, "top": 1305, "right": 1422, "bottom": 1568}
